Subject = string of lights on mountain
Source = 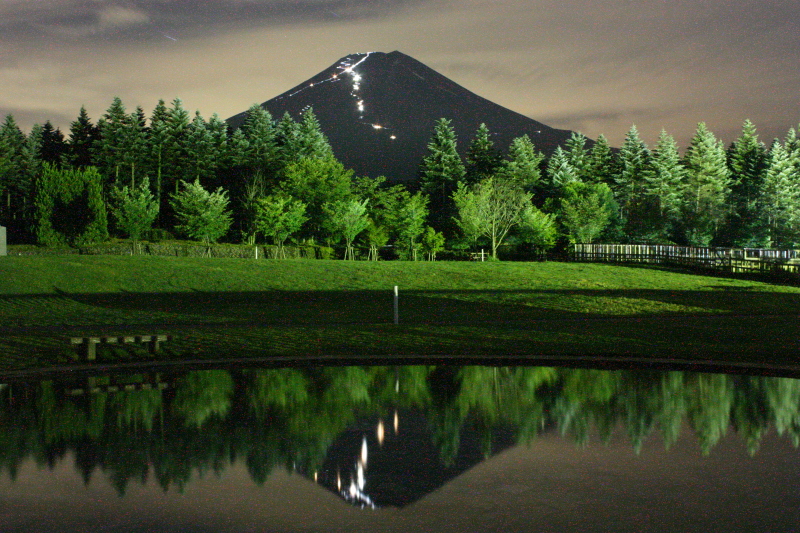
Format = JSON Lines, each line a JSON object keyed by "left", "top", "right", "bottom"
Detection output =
{"left": 1, "top": 52, "right": 799, "bottom": 257}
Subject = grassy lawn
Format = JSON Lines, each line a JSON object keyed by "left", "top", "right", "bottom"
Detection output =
{"left": 1, "top": 255, "right": 800, "bottom": 372}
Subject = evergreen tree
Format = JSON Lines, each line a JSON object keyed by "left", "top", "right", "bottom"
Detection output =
{"left": 564, "top": 132, "right": 592, "bottom": 182}
{"left": 148, "top": 99, "right": 171, "bottom": 221}
{"left": 644, "top": 130, "right": 685, "bottom": 241}
{"left": 170, "top": 179, "right": 233, "bottom": 245}
{"left": 546, "top": 146, "right": 579, "bottom": 189}
{"left": 93, "top": 97, "right": 130, "bottom": 187}
{"left": 67, "top": 106, "right": 100, "bottom": 168}
{"left": 186, "top": 111, "right": 216, "bottom": 183}
{"left": 502, "top": 134, "right": 544, "bottom": 192}
{"left": 681, "top": 123, "right": 732, "bottom": 246}
{"left": 39, "top": 121, "right": 67, "bottom": 165}
{"left": 111, "top": 177, "right": 159, "bottom": 251}
{"left": 282, "top": 108, "right": 334, "bottom": 163}
{"left": 420, "top": 118, "right": 465, "bottom": 206}
{"left": 615, "top": 125, "right": 652, "bottom": 240}
{"left": 165, "top": 98, "right": 192, "bottom": 188}
{"left": 239, "top": 105, "right": 279, "bottom": 177}
{"left": 275, "top": 112, "right": 300, "bottom": 166}
{"left": 464, "top": 123, "right": 502, "bottom": 185}
{"left": 587, "top": 134, "right": 620, "bottom": 184}
{"left": 762, "top": 140, "right": 800, "bottom": 246}
{"left": 723, "top": 120, "right": 769, "bottom": 246}
{"left": 0, "top": 114, "right": 33, "bottom": 228}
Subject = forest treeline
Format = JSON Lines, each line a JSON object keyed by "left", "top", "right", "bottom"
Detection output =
{"left": 1, "top": 366, "right": 799, "bottom": 495}
{"left": 1, "top": 97, "right": 799, "bottom": 258}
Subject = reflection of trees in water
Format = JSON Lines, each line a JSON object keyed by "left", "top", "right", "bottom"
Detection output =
{"left": 1, "top": 366, "right": 800, "bottom": 494}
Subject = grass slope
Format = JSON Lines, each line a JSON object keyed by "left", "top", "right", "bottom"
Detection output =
{"left": 2, "top": 256, "right": 800, "bottom": 371}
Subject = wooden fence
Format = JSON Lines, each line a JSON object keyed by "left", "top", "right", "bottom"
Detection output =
{"left": 570, "top": 243, "right": 800, "bottom": 277}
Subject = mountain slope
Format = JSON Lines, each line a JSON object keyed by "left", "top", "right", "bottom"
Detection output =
{"left": 227, "top": 51, "right": 578, "bottom": 181}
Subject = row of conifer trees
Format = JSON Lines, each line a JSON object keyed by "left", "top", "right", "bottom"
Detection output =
{"left": 1, "top": 96, "right": 799, "bottom": 256}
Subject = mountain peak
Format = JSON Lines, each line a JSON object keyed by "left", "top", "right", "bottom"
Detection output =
{"left": 228, "top": 51, "right": 576, "bottom": 181}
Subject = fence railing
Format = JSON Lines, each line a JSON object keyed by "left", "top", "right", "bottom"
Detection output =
{"left": 570, "top": 243, "right": 800, "bottom": 277}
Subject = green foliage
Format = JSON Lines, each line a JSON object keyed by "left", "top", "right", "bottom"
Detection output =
{"left": 502, "top": 134, "right": 544, "bottom": 191}
{"left": 420, "top": 226, "right": 446, "bottom": 260}
{"left": 547, "top": 146, "right": 579, "bottom": 189}
{"left": 420, "top": 118, "right": 465, "bottom": 211}
{"left": 518, "top": 204, "right": 557, "bottom": 251}
{"left": 111, "top": 177, "right": 159, "bottom": 244}
{"left": 388, "top": 190, "right": 429, "bottom": 260}
{"left": 280, "top": 156, "right": 353, "bottom": 237}
{"left": 465, "top": 123, "right": 502, "bottom": 185}
{"left": 681, "top": 122, "right": 732, "bottom": 246}
{"left": 452, "top": 177, "right": 533, "bottom": 258}
{"left": 254, "top": 194, "right": 307, "bottom": 256}
{"left": 170, "top": 179, "right": 233, "bottom": 245}
{"left": 559, "top": 181, "right": 613, "bottom": 244}
{"left": 723, "top": 119, "right": 769, "bottom": 246}
{"left": 323, "top": 197, "right": 369, "bottom": 260}
{"left": 642, "top": 130, "right": 685, "bottom": 242}
{"left": 34, "top": 163, "right": 108, "bottom": 246}
{"left": 616, "top": 125, "right": 653, "bottom": 240}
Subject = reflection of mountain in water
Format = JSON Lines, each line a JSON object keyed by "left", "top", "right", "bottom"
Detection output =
{"left": 1, "top": 365, "right": 799, "bottom": 503}
{"left": 316, "top": 410, "right": 515, "bottom": 508}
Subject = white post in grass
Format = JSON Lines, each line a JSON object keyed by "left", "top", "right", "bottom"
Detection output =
{"left": 393, "top": 285, "right": 399, "bottom": 325}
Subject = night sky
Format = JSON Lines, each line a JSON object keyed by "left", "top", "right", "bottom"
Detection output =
{"left": 2, "top": 0, "right": 799, "bottom": 149}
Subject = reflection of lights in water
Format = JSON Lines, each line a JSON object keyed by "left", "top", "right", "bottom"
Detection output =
{"left": 394, "top": 410, "right": 399, "bottom": 434}
{"left": 361, "top": 436, "right": 368, "bottom": 466}
{"left": 357, "top": 461, "right": 365, "bottom": 490}
{"left": 314, "top": 471, "right": 318, "bottom": 482}
{"left": 395, "top": 378, "right": 399, "bottom": 393}
{"left": 337, "top": 471, "right": 341, "bottom": 491}
{"left": 377, "top": 419, "right": 385, "bottom": 445}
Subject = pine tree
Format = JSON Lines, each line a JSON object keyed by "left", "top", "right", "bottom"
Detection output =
{"left": 724, "top": 120, "right": 769, "bottom": 246}
{"left": 275, "top": 112, "right": 300, "bottom": 166}
{"left": 644, "top": 130, "right": 685, "bottom": 241}
{"left": 616, "top": 125, "right": 653, "bottom": 241}
{"left": 681, "top": 122, "right": 732, "bottom": 245}
{"left": 0, "top": 114, "right": 33, "bottom": 227}
{"left": 546, "top": 146, "right": 579, "bottom": 189}
{"left": 93, "top": 97, "right": 130, "bottom": 187}
{"left": 67, "top": 106, "right": 99, "bottom": 168}
{"left": 502, "top": 134, "right": 544, "bottom": 192}
{"left": 762, "top": 138, "right": 800, "bottom": 246}
{"left": 420, "top": 118, "right": 465, "bottom": 203}
{"left": 39, "top": 121, "right": 67, "bottom": 165}
{"left": 291, "top": 108, "right": 334, "bottom": 162}
{"left": 419, "top": 118, "right": 465, "bottom": 234}
{"left": 148, "top": 99, "right": 171, "bottom": 222}
{"left": 186, "top": 111, "right": 215, "bottom": 183}
{"left": 240, "top": 104, "right": 279, "bottom": 176}
{"left": 464, "top": 123, "right": 501, "bottom": 185}
{"left": 587, "top": 134, "right": 619, "bottom": 184}
{"left": 564, "top": 132, "right": 592, "bottom": 182}
{"left": 170, "top": 179, "right": 233, "bottom": 245}
{"left": 111, "top": 177, "right": 159, "bottom": 251}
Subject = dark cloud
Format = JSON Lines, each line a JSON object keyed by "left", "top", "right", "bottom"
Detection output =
{"left": 0, "top": 0, "right": 798, "bottom": 150}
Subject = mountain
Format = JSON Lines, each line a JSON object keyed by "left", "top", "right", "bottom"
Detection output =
{"left": 227, "top": 51, "right": 578, "bottom": 181}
